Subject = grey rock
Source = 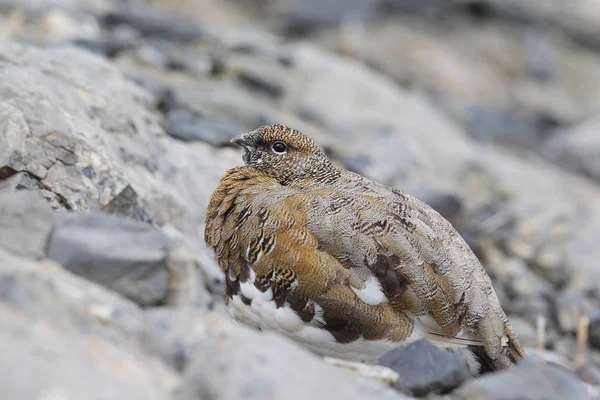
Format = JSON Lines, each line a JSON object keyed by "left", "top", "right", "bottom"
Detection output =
{"left": 143, "top": 307, "right": 208, "bottom": 372}
{"left": 47, "top": 212, "right": 170, "bottom": 307}
{"left": 101, "top": 6, "right": 209, "bottom": 43}
{"left": 102, "top": 184, "right": 153, "bottom": 223}
{"left": 451, "top": 357, "right": 596, "bottom": 400}
{"left": 379, "top": 339, "right": 472, "bottom": 396}
{"left": 144, "top": 307, "right": 412, "bottom": 399}
{"left": 467, "top": 107, "right": 557, "bottom": 150}
{"left": 237, "top": 69, "right": 285, "bottom": 98}
{"left": 117, "top": 52, "right": 275, "bottom": 134}
{"left": 0, "top": 42, "right": 155, "bottom": 213}
{"left": 0, "top": 247, "right": 178, "bottom": 400}
{"left": 148, "top": 41, "right": 215, "bottom": 75}
{"left": 0, "top": 190, "right": 53, "bottom": 259}
{"left": 377, "top": 0, "right": 450, "bottom": 13}
{"left": 178, "top": 312, "right": 410, "bottom": 400}
{"left": 263, "top": 0, "right": 380, "bottom": 35}
{"left": 166, "top": 109, "right": 243, "bottom": 145}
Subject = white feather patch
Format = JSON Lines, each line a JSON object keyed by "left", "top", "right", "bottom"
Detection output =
{"left": 239, "top": 269, "right": 273, "bottom": 303}
{"left": 350, "top": 275, "right": 388, "bottom": 305}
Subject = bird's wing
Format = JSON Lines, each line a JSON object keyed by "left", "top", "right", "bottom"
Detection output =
{"left": 300, "top": 175, "right": 524, "bottom": 368}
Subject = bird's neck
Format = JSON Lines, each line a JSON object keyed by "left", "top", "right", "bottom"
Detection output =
{"left": 284, "top": 161, "right": 342, "bottom": 187}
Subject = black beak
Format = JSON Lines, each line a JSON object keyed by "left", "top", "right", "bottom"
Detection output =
{"left": 230, "top": 133, "right": 251, "bottom": 147}
{"left": 231, "top": 132, "right": 255, "bottom": 164}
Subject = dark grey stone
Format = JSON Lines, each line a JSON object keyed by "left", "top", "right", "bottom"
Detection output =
{"left": 267, "top": 0, "right": 380, "bottom": 35}
{"left": 101, "top": 7, "right": 208, "bottom": 43}
{"left": 378, "top": 339, "right": 472, "bottom": 396}
{"left": 148, "top": 40, "right": 214, "bottom": 74}
{"left": 467, "top": 107, "right": 558, "bottom": 150}
{"left": 166, "top": 109, "right": 243, "bottom": 146}
{"left": 378, "top": 0, "right": 452, "bottom": 14}
{"left": 102, "top": 184, "right": 153, "bottom": 223}
{"left": 47, "top": 212, "right": 170, "bottom": 307}
{"left": 237, "top": 70, "right": 284, "bottom": 98}
{"left": 452, "top": 357, "right": 596, "bottom": 400}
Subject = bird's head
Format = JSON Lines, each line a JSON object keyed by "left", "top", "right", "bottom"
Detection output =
{"left": 231, "top": 124, "right": 338, "bottom": 185}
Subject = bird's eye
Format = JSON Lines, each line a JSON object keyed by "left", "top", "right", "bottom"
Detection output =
{"left": 271, "top": 141, "right": 287, "bottom": 154}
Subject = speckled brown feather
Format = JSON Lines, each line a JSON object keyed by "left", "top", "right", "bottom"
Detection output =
{"left": 204, "top": 124, "right": 525, "bottom": 370}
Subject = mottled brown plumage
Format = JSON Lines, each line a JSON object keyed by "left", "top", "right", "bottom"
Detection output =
{"left": 204, "top": 124, "right": 524, "bottom": 370}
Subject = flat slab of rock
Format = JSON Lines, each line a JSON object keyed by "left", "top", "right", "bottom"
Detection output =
{"left": 48, "top": 212, "right": 171, "bottom": 307}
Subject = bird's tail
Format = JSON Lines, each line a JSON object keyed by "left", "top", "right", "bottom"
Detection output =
{"left": 470, "top": 321, "right": 525, "bottom": 373}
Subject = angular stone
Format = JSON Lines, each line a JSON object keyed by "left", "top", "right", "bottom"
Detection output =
{"left": 102, "top": 184, "right": 153, "bottom": 223}
{"left": 47, "top": 212, "right": 170, "bottom": 307}
{"left": 378, "top": 339, "right": 472, "bottom": 396}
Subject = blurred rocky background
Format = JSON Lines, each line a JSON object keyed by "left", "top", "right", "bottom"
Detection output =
{"left": 1, "top": 0, "right": 600, "bottom": 399}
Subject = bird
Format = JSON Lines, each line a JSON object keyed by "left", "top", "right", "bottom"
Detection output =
{"left": 204, "top": 124, "right": 524, "bottom": 371}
